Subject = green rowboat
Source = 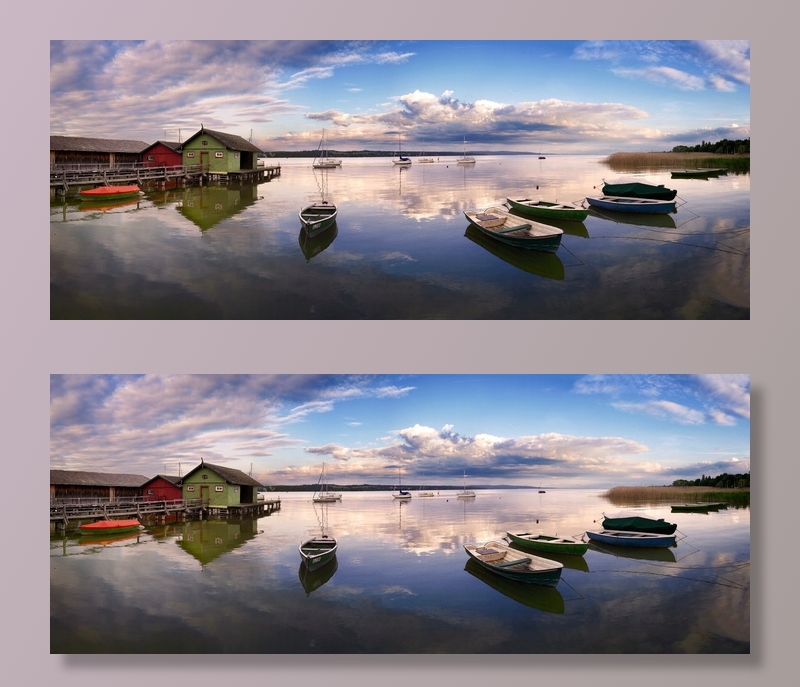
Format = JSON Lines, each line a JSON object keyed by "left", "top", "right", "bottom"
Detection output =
{"left": 506, "top": 531, "right": 589, "bottom": 556}
{"left": 505, "top": 198, "right": 589, "bottom": 222}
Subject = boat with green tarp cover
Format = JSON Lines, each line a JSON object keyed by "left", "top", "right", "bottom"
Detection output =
{"left": 600, "top": 514, "right": 677, "bottom": 535}
{"left": 600, "top": 181, "right": 677, "bottom": 201}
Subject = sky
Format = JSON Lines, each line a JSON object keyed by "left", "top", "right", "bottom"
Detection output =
{"left": 50, "top": 374, "right": 750, "bottom": 488}
{"left": 49, "top": 40, "right": 750, "bottom": 155}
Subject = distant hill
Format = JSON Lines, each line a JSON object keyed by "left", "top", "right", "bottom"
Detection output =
{"left": 260, "top": 150, "right": 537, "bottom": 159}
{"left": 260, "top": 483, "right": 539, "bottom": 492}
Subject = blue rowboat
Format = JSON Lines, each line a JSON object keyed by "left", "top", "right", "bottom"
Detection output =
{"left": 585, "top": 529, "right": 676, "bottom": 548}
{"left": 585, "top": 195, "right": 676, "bottom": 214}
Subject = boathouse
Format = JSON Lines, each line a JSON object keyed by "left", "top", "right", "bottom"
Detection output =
{"left": 140, "top": 140, "right": 183, "bottom": 167}
{"left": 50, "top": 469, "right": 150, "bottom": 504}
{"left": 141, "top": 474, "right": 183, "bottom": 501}
{"left": 50, "top": 136, "right": 150, "bottom": 170}
{"left": 181, "top": 459, "right": 264, "bottom": 509}
{"left": 180, "top": 126, "right": 264, "bottom": 175}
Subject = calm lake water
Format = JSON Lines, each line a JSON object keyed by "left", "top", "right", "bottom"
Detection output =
{"left": 50, "top": 489, "right": 750, "bottom": 653}
{"left": 50, "top": 155, "right": 750, "bottom": 319}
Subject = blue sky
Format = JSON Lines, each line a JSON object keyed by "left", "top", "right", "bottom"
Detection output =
{"left": 50, "top": 40, "right": 750, "bottom": 155}
{"left": 50, "top": 374, "right": 750, "bottom": 488}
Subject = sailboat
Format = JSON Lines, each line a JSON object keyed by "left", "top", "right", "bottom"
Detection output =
{"left": 457, "top": 470, "right": 476, "bottom": 498}
{"left": 457, "top": 136, "right": 476, "bottom": 165}
{"left": 392, "top": 134, "right": 412, "bottom": 166}
{"left": 418, "top": 140, "right": 434, "bottom": 163}
{"left": 418, "top": 474, "right": 434, "bottom": 497}
{"left": 392, "top": 466, "right": 412, "bottom": 499}
{"left": 312, "top": 462, "right": 342, "bottom": 502}
{"left": 312, "top": 128, "right": 342, "bottom": 169}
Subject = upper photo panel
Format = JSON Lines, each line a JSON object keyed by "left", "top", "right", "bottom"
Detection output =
{"left": 50, "top": 40, "right": 750, "bottom": 319}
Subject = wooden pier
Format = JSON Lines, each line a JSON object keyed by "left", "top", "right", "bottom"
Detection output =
{"left": 50, "top": 497, "right": 281, "bottom": 530}
{"left": 50, "top": 163, "right": 281, "bottom": 197}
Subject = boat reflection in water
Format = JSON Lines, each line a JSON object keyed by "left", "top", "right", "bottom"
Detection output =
{"left": 78, "top": 530, "right": 143, "bottom": 547}
{"left": 79, "top": 197, "right": 143, "bottom": 213}
{"left": 505, "top": 207, "right": 591, "bottom": 239}
{"left": 465, "top": 225, "right": 565, "bottom": 280}
{"left": 586, "top": 208, "right": 677, "bottom": 229}
{"left": 298, "top": 556, "right": 338, "bottom": 595}
{"left": 586, "top": 541, "right": 677, "bottom": 563}
{"left": 299, "top": 221, "right": 338, "bottom": 262}
{"left": 506, "top": 543, "right": 591, "bottom": 573}
{"left": 464, "top": 559, "right": 565, "bottom": 614}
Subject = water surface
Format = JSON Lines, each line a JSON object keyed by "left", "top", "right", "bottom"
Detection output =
{"left": 50, "top": 489, "right": 750, "bottom": 653}
{"left": 50, "top": 155, "right": 749, "bottom": 319}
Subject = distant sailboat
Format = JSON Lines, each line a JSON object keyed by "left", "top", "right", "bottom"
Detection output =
{"left": 457, "top": 136, "right": 476, "bottom": 165}
{"left": 457, "top": 470, "right": 476, "bottom": 498}
{"left": 312, "top": 462, "right": 342, "bottom": 502}
{"left": 418, "top": 474, "right": 434, "bottom": 497}
{"left": 393, "top": 467, "right": 412, "bottom": 499}
{"left": 312, "top": 129, "right": 342, "bottom": 169}
{"left": 392, "top": 134, "right": 412, "bottom": 166}
{"left": 418, "top": 140, "right": 434, "bottom": 163}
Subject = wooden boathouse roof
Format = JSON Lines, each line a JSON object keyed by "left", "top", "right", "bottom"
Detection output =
{"left": 50, "top": 469, "right": 150, "bottom": 487}
{"left": 183, "top": 460, "right": 264, "bottom": 487}
{"left": 182, "top": 126, "right": 264, "bottom": 154}
{"left": 141, "top": 140, "right": 182, "bottom": 154}
{"left": 141, "top": 474, "right": 182, "bottom": 487}
{"left": 50, "top": 135, "right": 151, "bottom": 154}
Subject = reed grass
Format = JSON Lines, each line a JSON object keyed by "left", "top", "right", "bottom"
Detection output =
{"left": 602, "top": 485, "right": 750, "bottom": 507}
{"left": 603, "top": 152, "right": 750, "bottom": 174}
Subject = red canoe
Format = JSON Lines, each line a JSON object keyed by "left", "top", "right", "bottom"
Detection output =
{"left": 79, "top": 185, "right": 142, "bottom": 201}
{"left": 80, "top": 518, "right": 142, "bottom": 535}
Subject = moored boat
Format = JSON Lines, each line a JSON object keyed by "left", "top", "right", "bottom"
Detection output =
{"left": 392, "top": 467, "right": 412, "bottom": 500}
{"left": 312, "top": 462, "right": 342, "bottom": 502}
{"left": 584, "top": 195, "right": 676, "bottom": 214}
{"left": 600, "top": 180, "right": 677, "bottom": 201}
{"left": 506, "top": 531, "right": 588, "bottom": 556}
{"left": 600, "top": 514, "right": 677, "bottom": 535}
{"left": 79, "top": 184, "right": 142, "bottom": 201}
{"left": 456, "top": 136, "right": 476, "bottom": 164}
{"left": 671, "top": 502, "right": 726, "bottom": 512}
{"left": 456, "top": 469, "right": 476, "bottom": 498}
{"left": 464, "top": 206, "right": 563, "bottom": 252}
{"left": 299, "top": 201, "right": 338, "bottom": 235}
{"left": 80, "top": 518, "right": 142, "bottom": 535}
{"left": 670, "top": 169, "right": 718, "bottom": 178}
{"left": 505, "top": 197, "right": 588, "bottom": 222}
{"left": 464, "top": 540, "right": 563, "bottom": 586}
{"left": 392, "top": 133, "right": 412, "bottom": 166}
{"left": 585, "top": 528, "right": 677, "bottom": 548}
{"left": 299, "top": 534, "right": 338, "bottom": 572}
{"left": 312, "top": 128, "right": 342, "bottom": 168}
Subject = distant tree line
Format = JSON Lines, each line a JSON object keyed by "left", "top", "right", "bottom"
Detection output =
{"left": 672, "top": 472, "right": 750, "bottom": 488}
{"left": 672, "top": 138, "right": 750, "bottom": 154}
